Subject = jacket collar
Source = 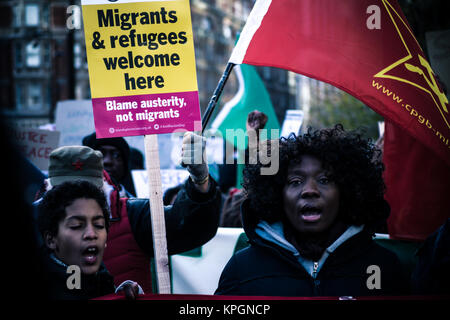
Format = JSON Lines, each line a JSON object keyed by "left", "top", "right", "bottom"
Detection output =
{"left": 255, "top": 221, "right": 364, "bottom": 278}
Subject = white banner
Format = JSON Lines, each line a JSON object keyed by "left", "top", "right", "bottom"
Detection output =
{"left": 171, "top": 228, "right": 246, "bottom": 294}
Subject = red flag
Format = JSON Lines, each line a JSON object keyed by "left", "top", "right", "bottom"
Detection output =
{"left": 230, "top": 0, "right": 450, "bottom": 167}
{"left": 384, "top": 121, "right": 450, "bottom": 241}
{"left": 230, "top": 0, "right": 450, "bottom": 240}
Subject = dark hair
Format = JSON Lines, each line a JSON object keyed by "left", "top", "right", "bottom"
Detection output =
{"left": 37, "top": 180, "right": 110, "bottom": 238}
{"left": 243, "top": 124, "right": 389, "bottom": 232}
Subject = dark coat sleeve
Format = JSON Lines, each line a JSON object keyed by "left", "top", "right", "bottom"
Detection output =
{"left": 126, "top": 176, "right": 221, "bottom": 256}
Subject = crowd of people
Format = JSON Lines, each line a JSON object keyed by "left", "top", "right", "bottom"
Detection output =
{"left": 6, "top": 109, "right": 449, "bottom": 300}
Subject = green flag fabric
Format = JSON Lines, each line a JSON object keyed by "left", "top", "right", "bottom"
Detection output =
{"left": 211, "top": 64, "right": 280, "bottom": 147}
{"left": 210, "top": 64, "right": 280, "bottom": 187}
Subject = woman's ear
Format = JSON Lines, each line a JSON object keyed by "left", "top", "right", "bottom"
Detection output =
{"left": 44, "top": 232, "right": 57, "bottom": 251}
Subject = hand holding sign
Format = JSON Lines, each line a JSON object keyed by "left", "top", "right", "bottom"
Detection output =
{"left": 181, "top": 132, "right": 209, "bottom": 187}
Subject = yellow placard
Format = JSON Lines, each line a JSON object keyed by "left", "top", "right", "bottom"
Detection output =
{"left": 82, "top": 0, "right": 198, "bottom": 99}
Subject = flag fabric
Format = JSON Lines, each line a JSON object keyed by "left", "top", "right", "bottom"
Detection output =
{"left": 229, "top": 0, "right": 450, "bottom": 240}
{"left": 384, "top": 121, "right": 450, "bottom": 241}
{"left": 230, "top": 0, "right": 449, "bottom": 167}
{"left": 210, "top": 63, "right": 280, "bottom": 147}
{"left": 210, "top": 63, "right": 280, "bottom": 187}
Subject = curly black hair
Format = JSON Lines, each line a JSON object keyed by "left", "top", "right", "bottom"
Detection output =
{"left": 37, "top": 180, "right": 110, "bottom": 238}
{"left": 242, "top": 124, "right": 389, "bottom": 232}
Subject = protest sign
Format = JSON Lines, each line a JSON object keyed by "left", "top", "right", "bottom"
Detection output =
{"left": 81, "top": 0, "right": 200, "bottom": 138}
{"left": 280, "top": 109, "right": 304, "bottom": 138}
{"left": 55, "top": 100, "right": 96, "bottom": 147}
{"left": 11, "top": 127, "right": 60, "bottom": 171}
{"left": 132, "top": 168, "right": 189, "bottom": 198}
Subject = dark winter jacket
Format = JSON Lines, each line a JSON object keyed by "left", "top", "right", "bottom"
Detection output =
{"left": 215, "top": 200, "right": 409, "bottom": 297}
{"left": 411, "top": 218, "right": 450, "bottom": 295}
{"left": 103, "top": 175, "right": 222, "bottom": 293}
{"left": 126, "top": 176, "right": 222, "bottom": 255}
{"left": 42, "top": 252, "right": 115, "bottom": 300}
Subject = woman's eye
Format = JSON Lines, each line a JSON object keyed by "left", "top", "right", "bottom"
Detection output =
{"left": 289, "top": 179, "right": 303, "bottom": 186}
{"left": 318, "top": 177, "right": 330, "bottom": 184}
{"left": 95, "top": 224, "right": 105, "bottom": 229}
{"left": 69, "top": 225, "right": 81, "bottom": 230}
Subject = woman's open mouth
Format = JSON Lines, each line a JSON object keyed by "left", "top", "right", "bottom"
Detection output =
{"left": 300, "top": 206, "right": 322, "bottom": 222}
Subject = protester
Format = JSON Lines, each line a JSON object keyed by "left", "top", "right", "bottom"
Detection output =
{"left": 215, "top": 124, "right": 409, "bottom": 296}
{"left": 37, "top": 180, "right": 142, "bottom": 300}
{"left": 411, "top": 218, "right": 450, "bottom": 295}
{"left": 82, "top": 132, "right": 136, "bottom": 197}
{"left": 2, "top": 116, "right": 48, "bottom": 299}
{"left": 38, "top": 132, "right": 221, "bottom": 294}
{"left": 219, "top": 187, "right": 245, "bottom": 228}
{"left": 130, "top": 147, "right": 144, "bottom": 170}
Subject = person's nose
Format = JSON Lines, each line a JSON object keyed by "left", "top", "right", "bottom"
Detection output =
{"left": 83, "top": 224, "right": 98, "bottom": 240}
{"left": 301, "top": 178, "right": 320, "bottom": 198}
{"left": 102, "top": 152, "right": 113, "bottom": 165}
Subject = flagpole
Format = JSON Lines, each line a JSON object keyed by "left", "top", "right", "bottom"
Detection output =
{"left": 201, "top": 62, "right": 235, "bottom": 134}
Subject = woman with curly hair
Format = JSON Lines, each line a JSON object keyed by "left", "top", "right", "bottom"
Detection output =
{"left": 215, "top": 124, "right": 409, "bottom": 297}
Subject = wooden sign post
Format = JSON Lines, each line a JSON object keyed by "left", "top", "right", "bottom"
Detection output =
{"left": 144, "top": 134, "right": 171, "bottom": 293}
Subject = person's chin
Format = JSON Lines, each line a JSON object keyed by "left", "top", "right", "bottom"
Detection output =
{"left": 298, "top": 221, "right": 331, "bottom": 234}
{"left": 79, "top": 255, "right": 103, "bottom": 275}
{"left": 81, "top": 263, "right": 101, "bottom": 275}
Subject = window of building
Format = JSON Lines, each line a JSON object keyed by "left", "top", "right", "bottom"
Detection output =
{"left": 25, "top": 42, "right": 41, "bottom": 67}
{"left": 16, "top": 82, "right": 46, "bottom": 113}
{"left": 27, "top": 83, "right": 42, "bottom": 110}
{"left": 25, "top": 4, "right": 40, "bottom": 27}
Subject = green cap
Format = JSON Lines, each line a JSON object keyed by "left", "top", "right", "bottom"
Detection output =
{"left": 48, "top": 146, "right": 104, "bottom": 188}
